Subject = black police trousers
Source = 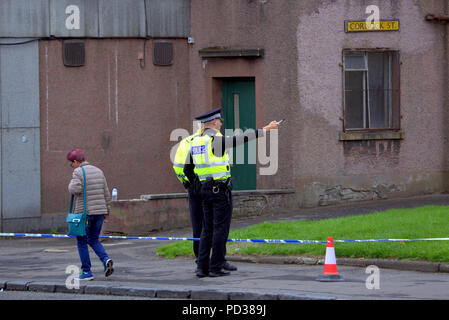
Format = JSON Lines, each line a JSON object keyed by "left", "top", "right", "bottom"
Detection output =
{"left": 197, "top": 182, "right": 233, "bottom": 273}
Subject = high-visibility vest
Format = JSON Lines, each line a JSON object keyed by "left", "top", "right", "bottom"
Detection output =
{"left": 190, "top": 131, "right": 231, "bottom": 182}
{"left": 173, "top": 133, "right": 199, "bottom": 185}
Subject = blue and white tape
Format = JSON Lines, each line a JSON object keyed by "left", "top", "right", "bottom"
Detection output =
{"left": 0, "top": 233, "right": 448, "bottom": 244}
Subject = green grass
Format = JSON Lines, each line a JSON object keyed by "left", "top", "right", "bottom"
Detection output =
{"left": 156, "top": 205, "right": 449, "bottom": 263}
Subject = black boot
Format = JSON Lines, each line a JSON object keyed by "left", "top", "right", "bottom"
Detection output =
{"left": 209, "top": 269, "right": 231, "bottom": 277}
{"left": 223, "top": 261, "right": 237, "bottom": 271}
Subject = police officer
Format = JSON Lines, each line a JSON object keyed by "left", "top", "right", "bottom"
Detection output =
{"left": 173, "top": 128, "right": 237, "bottom": 273}
{"left": 190, "top": 108, "right": 280, "bottom": 277}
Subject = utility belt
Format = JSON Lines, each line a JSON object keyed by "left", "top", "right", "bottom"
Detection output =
{"left": 201, "top": 177, "right": 233, "bottom": 194}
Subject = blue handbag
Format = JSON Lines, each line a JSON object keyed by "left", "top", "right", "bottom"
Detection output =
{"left": 66, "top": 167, "right": 88, "bottom": 237}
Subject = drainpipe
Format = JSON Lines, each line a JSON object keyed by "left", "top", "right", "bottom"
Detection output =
{"left": 425, "top": 10, "right": 449, "bottom": 192}
{"left": 444, "top": 8, "right": 449, "bottom": 194}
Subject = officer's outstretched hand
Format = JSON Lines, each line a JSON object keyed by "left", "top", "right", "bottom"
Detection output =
{"left": 263, "top": 120, "right": 280, "bottom": 132}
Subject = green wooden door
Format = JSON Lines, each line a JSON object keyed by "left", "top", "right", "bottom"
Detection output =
{"left": 222, "top": 79, "right": 256, "bottom": 190}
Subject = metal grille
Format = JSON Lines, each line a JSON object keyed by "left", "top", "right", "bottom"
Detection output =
{"left": 63, "top": 40, "right": 85, "bottom": 67}
{"left": 153, "top": 41, "right": 173, "bottom": 66}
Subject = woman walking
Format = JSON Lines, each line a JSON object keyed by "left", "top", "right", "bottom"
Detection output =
{"left": 67, "top": 148, "right": 114, "bottom": 280}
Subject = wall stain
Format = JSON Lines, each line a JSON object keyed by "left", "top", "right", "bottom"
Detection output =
{"left": 343, "top": 140, "right": 400, "bottom": 170}
{"left": 101, "top": 132, "right": 112, "bottom": 151}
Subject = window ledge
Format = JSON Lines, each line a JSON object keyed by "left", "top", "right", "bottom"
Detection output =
{"left": 339, "top": 131, "right": 404, "bottom": 141}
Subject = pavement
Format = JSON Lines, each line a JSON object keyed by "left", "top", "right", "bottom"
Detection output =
{"left": 1, "top": 194, "right": 449, "bottom": 301}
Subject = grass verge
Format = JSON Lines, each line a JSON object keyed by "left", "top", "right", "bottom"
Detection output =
{"left": 156, "top": 205, "right": 449, "bottom": 263}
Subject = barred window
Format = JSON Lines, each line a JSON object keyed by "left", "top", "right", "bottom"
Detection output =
{"left": 343, "top": 50, "right": 400, "bottom": 130}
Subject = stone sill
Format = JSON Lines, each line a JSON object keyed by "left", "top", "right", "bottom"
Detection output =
{"left": 140, "top": 189, "right": 295, "bottom": 201}
{"left": 339, "top": 131, "right": 404, "bottom": 141}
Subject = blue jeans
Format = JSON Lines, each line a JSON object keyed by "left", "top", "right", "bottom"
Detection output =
{"left": 76, "top": 215, "right": 109, "bottom": 273}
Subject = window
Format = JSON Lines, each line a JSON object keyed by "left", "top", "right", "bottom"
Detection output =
{"left": 343, "top": 50, "right": 400, "bottom": 131}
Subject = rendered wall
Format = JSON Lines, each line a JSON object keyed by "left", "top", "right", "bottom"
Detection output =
{"left": 189, "top": 0, "right": 449, "bottom": 207}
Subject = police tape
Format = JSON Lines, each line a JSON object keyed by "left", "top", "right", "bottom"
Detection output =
{"left": 1, "top": 232, "right": 449, "bottom": 243}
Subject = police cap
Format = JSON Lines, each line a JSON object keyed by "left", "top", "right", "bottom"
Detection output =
{"left": 195, "top": 108, "right": 224, "bottom": 123}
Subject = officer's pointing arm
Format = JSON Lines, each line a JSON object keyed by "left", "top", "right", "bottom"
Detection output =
{"left": 211, "top": 120, "right": 280, "bottom": 157}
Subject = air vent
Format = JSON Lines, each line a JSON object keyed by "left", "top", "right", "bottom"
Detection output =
{"left": 153, "top": 42, "right": 173, "bottom": 66}
{"left": 63, "top": 40, "right": 85, "bottom": 67}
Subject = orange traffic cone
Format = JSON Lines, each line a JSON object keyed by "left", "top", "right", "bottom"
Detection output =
{"left": 316, "top": 237, "right": 344, "bottom": 282}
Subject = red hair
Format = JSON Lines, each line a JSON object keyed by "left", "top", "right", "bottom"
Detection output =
{"left": 67, "top": 149, "right": 85, "bottom": 162}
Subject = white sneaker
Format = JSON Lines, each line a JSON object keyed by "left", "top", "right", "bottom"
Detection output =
{"left": 104, "top": 259, "right": 114, "bottom": 277}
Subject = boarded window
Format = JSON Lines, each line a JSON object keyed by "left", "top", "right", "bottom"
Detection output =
{"left": 343, "top": 50, "right": 400, "bottom": 130}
